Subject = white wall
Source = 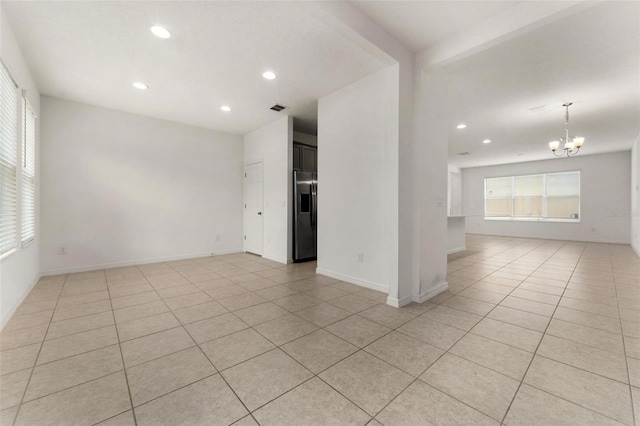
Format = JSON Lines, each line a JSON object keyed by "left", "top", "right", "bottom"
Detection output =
{"left": 0, "top": 9, "right": 41, "bottom": 328}
{"left": 244, "top": 116, "right": 293, "bottom": 264}
{"left": 448, "top": 164, "right": 462, "bottom": 216}
{"left": 632, "top": 137, "right": 640, "bottom": 255}
{"left": 415, "top": 70, "right": 450, "bottom": 302}
{"left": 40, "top": 97, "right": 244, "bottom": 274}
{"left": 293, "top": 131, "right": 317, "bottom": 147}
{"left": 462, "top": 151, "right": 632, "bottom": 243}
{"left": 317, "top": 67, "right": 396, "bottom": 292}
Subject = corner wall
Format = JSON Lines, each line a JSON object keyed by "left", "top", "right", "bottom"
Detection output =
{"left": 243, "top": 116, "right": 293, "bottom": 264}
{"left": 317, "top": 67, "right": 396, "bottom": 292}
{"left": 462, "top": 151, "right": 632, "bottom": 243}
{"left": 40, "top": 97, "right": 244, "bottom": 274}
{"left": 415, "top": 70, "right": 449, "bottom": 302}
{"left": 0, "top": 8, "right": 41, "bottom": 328}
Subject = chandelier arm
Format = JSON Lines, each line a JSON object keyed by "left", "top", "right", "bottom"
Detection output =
{"left": 550, "top": 102, "right": 582, "bottom": 158}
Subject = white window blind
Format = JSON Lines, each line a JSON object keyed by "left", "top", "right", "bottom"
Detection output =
{"left": 22, "top": 97, "right": 35, "bottom": 243}
{"left": 485, "top": 171, "right": 580, "bottom": 220}
{"left": 0, "top": 61, "right": 19, "bottom": 255}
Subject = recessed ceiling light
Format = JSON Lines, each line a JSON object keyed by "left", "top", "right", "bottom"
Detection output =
{"left": 220, "top": 105, "right": 231, "bottom": 112}
{"left": 132, "top": 82, "right": 148, "bottom": 90}
{"left": 456, "top": 124, "right": 467, "bottom": 129}
{"left": 262, "top": 71, "right": 277, "bottom": 80}
{"left": 150, "top": 26, "right": 171, "bottom": 39}
{"left": 483, "top": 139, "right": 491, "bottom": 144}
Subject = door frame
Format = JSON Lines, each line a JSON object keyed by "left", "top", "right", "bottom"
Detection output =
{"left": 243, "top": 161, "right": 264, "bottom": 255}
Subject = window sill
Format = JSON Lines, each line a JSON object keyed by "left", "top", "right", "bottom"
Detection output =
{"left": 0, "top": 248, "right": 17, "bottom": 261}
{"left": 484, "top": 217, "right": 580, "bottom": 223}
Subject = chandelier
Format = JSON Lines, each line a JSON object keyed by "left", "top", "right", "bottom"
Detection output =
{"left": 549, "top": 102, "right": 585, "bottom": 157}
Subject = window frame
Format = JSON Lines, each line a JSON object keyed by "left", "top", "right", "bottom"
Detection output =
{"left": 0, "top": 60, "right": 20, "bottom": 259}
{"left": 484, "top": 171, "right": 581, "bottom": 223}
{"left": 21, "top": 95, "right": 36, "bottom": 246}
{"left": 0, "top": 57, "right": 37, "bottom": 261}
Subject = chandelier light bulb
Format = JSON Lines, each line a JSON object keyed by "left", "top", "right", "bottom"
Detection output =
{"left": 573, "top": 137, "right": 585, "bottom": 148}
{"left": 549, "top": 141, "right": 560, "bottom": 151}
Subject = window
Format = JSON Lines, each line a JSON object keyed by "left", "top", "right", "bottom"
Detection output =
{"left": 0, "top": 59, "right": 36, "bottom": 258}
{"left": 484, "top": 171, "right": 580, "bottom": 221}
{"left": 22, "top": 98, "right": 36, "bottom": 243}
{"left": 0, "top": 61, "right": 19, "bottom": 255}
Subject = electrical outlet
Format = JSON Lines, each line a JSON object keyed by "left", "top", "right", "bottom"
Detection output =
{"left": 357, "top": 252, "right": 364, "bottom": 263}
{"left": 58, "top": 247, "right": 67, "bottom": 255}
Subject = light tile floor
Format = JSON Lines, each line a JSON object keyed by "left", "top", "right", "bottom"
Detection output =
{"left": 1, "top": 235, "right": 639, "bottom": 425}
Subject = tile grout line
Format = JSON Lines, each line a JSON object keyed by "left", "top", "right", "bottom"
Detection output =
{"left": 498, "top": 241, "right": 585, "bottom": 425}
{"left": 370, "top": 239, "right": 575, "bottom": 424}
{"left": 441, "top": 243, "right": 622, "bottom": 420}
{"left": 11, "top": 274, "right": 68, "bottom": 426}
{"left": 437, "top": 241, "right": 580, "bottom": 419}
{"left": 105, "top": 267, "right": 139, "bottom": 426}
{"left": 175, "top": 304, "right": 263, "bottom": 426}
{"left": 609, "top": 243, "right": 638, "bottom": 426}
{"left": 4, "top": 244, "right": 635, "bottom": 425}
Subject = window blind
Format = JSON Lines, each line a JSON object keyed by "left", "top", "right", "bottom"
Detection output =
{"left": 485, "top": 171, "right": 580, "bottom": 220}
{"left": 0, "top": 61, "right": 18, "bottom": 255}
{"left": 22, "top": 98, "right": 35, "bottom": 243}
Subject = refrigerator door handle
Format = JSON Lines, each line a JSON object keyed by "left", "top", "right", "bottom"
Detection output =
{"left": 310, "top": 182, "right": 314, "bottom": 227}
{"left": 311, "top": 180, "right": 317, "bottom": 227}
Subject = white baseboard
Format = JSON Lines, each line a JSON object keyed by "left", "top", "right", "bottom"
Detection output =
{"left": 447, "top": 246, "right": 466, "bottom": 254}
{"left": 386, "top": 294, "right": 413, "bottom": 308}
{"left": 413, "top": 281, "right": 448, "bottom": 303}
{"left": 315, "top": 267, "right": 388, "bottom": 293}
{"left": 41, "top": 248, "right": 243, "bottom": 276}
{"left": 1, "top": 273, "right": 41, "bottom": 331}
{"left": 465, "top": 232, "right": 630, "bottom": 245}
{"left": 261, "top": 254, "right": 288, "bottom": 265}
{"left": 387, "top": 281, "right": 449, "bottom": 307}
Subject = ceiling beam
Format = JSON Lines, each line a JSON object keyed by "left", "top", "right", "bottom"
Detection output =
{"left": 297, "top": 1, "right": 412, "bottom": 67}
{"left": 417, "top": 1, "right": 603, "bottom": 71}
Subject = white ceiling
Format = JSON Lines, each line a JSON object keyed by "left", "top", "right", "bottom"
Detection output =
{"left": 2, "top": 1, "right": 638, "bottom": 167}
{"left": 444, "top": 1, "right": 640, "bottom": 168}
{"left": 1, "top": 1, "right": 387, "bottom": 135}
{"left": 351, "top": 0, "right": 520, "bottom": 53}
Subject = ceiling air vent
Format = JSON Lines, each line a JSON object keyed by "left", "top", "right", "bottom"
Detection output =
{"left": 528, "top": 105, "right": 547, "bottom": 113}
{"left": 270, "top": 104, "right": 286, "bottom": 112}
{"left": 458, "top": 152, "right": 470, "bottom": 156}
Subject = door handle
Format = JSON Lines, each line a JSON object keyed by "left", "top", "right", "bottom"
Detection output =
{"left": 257, "top": 212, "right": 262, "bottom": 215}
{"left": 310, "top": 183, "right": 314, "bottom": 227}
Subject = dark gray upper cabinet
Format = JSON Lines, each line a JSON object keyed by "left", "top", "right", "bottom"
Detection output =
{"left": 293, "top": 144, "right": 302, "bottom": 170}
{"left": 293, "top": 143, "right": 317, "bottom": 172}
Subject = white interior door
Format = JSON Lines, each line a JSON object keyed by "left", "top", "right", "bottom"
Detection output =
{"left": 244, "top": 162, "right": 264, "bottom": 255}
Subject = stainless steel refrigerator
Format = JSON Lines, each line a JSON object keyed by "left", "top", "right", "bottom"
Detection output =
{"left": 293, "top": 170, "right": 317, "bottom": 262}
